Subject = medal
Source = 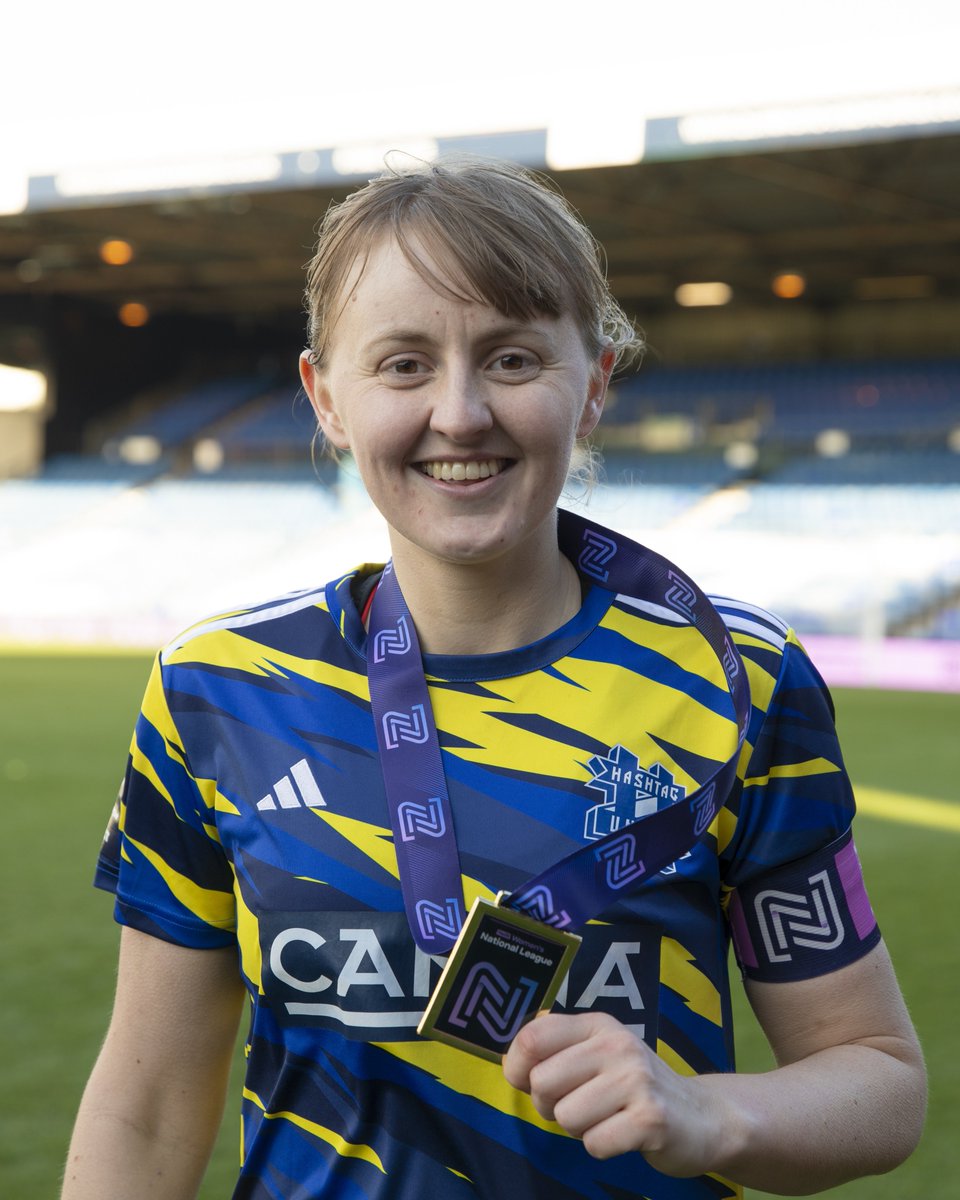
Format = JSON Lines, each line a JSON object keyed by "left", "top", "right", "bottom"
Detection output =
{"left": 366, "top": 509, "right": 751, "bottom": 1057}
{"left": 418, "top": 893, "right": 581, "bottom": 1062}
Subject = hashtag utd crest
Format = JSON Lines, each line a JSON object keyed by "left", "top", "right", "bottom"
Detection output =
{"left": 584, "top": 745, "right": 685, "bottom": 841}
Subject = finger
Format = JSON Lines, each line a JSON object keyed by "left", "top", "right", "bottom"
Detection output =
{"left": 503, "top": 1012, "right": 592, "bottom": 1092}
{"left": 529, "top": 1026, "right": 654, "bottom": 1126}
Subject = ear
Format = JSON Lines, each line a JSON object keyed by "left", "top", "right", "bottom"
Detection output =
{"left": 577, "top": 342, "right": 616, "bottom": 439}
{"left": 299, "top": 350, "right": 350, "bottom": 451}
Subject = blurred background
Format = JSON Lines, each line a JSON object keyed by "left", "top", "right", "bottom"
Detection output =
{"left": 1, "top": 2, "right": 957, "bottom": 1196}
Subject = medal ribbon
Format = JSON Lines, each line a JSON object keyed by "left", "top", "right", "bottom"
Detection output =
{"left": 367, "top": 509, "right": 751, "bottom": 953}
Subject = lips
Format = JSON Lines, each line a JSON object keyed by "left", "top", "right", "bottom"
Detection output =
{"left": 418, "top": 459, "right": 507, "bottom": 482}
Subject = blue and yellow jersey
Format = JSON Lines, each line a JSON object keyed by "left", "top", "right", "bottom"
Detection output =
{"left": 96, "top": 563, "right": 866, "bottom": 1200}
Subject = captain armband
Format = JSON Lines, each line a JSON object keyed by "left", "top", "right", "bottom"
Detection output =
{"left": 728, "top": 830, "right": 881, "bottom": 983}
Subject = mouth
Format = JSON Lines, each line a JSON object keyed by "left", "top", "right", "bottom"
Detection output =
{"left": 417, "top": 458, "right": 509, "bottom": 483}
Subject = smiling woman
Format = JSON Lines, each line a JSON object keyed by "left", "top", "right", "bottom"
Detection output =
{"left": 62, "top": 158, "right": 925, "bottom": 1200}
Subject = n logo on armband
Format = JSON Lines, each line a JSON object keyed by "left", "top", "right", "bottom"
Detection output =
{"left": 664, "top": 570, "right": 697, "bottom": 622}
{"left": 415, "top": 898, "right": 463, "bottom": 943}
{"left": 397, "top": 796, "right": 446, "bottom": 842}
{"left": 373, "top": 615, "right": 412, "bottom": 663}
{"left": 578, "top": 529, "right": 618, "bottom": 582}
{"left": 447, "top": 963, "right": 538, "bottom": 1044}
{"left": 754, "top": 870, "right": 845, "bottom": 964}
{"left": 381, "top": 704, "right": 429, "bottom": 749}
{"left": 510, "top": 885, "right": 572, "bottom": 928}
{"left": 595, "top": 832, "right": 647, "bottom": 890}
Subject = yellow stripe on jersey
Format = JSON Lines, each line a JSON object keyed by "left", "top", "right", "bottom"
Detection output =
{"left": 602, "top": 607, "right": 729, "bottom": 691}
{"left": 656, "top": 1039, "right": 697, "bottom": 1077}
{"left": 164, "top": 630, "right": 372, "bottom": 703}
{"left": 378, "top": 1040, "right": 569, "bottom": 1138}
{"left": 312, "top": 811, "right": 496, "bottom": 912}
{"left": 430, "top": 664, "right": 736, "bottom": 790}
{"left": 660, "top": 938, "right": 722, "bottom": 1025}
{"left": 314, "top": 812, "right": 400, "bottom": 879}
{"left": 242, "top": 1087, "right": 386, "bottom": 1172}
{"left": 129, "top": 739, "right": 176, "bottom": 809}
{"left": 235, "top": 881, "right": 262, "bottom": 992}
{"left": 743, "top": 757, "right": 841, "bottom": 790}
{"left": 716, "top": 807, "right": 738, "bottom": 856}
{"left": 125, "top": 834, "right": 235, "bottom": 931}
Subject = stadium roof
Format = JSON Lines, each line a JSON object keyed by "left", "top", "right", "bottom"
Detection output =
{"left": 2, "top": 126, "right": 958, "bottom": 329}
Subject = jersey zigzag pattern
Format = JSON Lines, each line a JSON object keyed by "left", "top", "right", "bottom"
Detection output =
{"left": 96, "top": 568, "right": 862, "bottom": 1200}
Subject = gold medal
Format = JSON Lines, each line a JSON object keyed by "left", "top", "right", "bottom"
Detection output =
{"left": 418, "top": 893, "right": 581, "bottom": 1062}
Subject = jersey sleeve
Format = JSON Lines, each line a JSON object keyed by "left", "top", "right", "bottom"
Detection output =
{"left": 95, "top": 653, "right": 237, "bottom": 949}
{"left": 721, "top": 630, "right": 880, "bottom": 981}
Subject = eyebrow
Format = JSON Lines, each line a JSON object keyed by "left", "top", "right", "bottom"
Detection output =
{"left": 364, "top": 321, "right": 557, "bottom": 356}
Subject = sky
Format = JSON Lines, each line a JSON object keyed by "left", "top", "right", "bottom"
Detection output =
{"left": 3, "top": 0, "right": 959, "bottom": 189}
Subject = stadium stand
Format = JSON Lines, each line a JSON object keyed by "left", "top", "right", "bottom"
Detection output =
{"left": 1, "top": 359, "right": 958, "bottom": 647}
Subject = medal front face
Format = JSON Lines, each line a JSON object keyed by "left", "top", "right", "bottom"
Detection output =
{"left": 418, "top": 896, "right": 581, "bottom": 1062}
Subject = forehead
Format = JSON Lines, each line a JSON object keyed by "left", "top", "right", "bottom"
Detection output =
{"left": 328, "top": 234, "right": 582, "bottom": 353}
{"left": 331, "top": 234, "right": 520, "bottom": 340}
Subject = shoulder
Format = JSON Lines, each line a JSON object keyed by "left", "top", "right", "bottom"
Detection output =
{"left": 708, "top": 595, "right": 834, "bottom": 729}
{"left": 158, "top": 579, "right": 337, "bottom": 668}
{"left": 708, "top": 595, "right": 790, "bottom": 652}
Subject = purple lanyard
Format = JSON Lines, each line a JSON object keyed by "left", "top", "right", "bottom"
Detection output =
{"left": 367, "top": 509, "right": 751, "bottom": 953}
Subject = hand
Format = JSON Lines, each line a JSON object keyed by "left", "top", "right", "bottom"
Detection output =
{"left": 502, "top": 1011, "right": 727, "bottom": 1176}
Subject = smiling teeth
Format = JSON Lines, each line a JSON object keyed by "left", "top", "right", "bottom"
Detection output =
{"left": 421, "top": 460, "right": 502, "bottom": 481}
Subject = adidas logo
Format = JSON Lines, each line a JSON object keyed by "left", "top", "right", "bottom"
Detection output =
{"left": 257, "top": 758, "right": 326, "bottom": 812}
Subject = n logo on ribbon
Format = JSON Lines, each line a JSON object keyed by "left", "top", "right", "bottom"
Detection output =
{"left": 447, "top": 962, "right": 538, "bottom": 1044}
{"left": 722, "top": 635, "right": 741, "bottom": 681}
{"left": 415, "top": 898, "right": 462, "bottom": 943}
{"left": 373, "top": 615, "right": 412, "bottom": 663}
{"left": 511, "top": 885, "right": 572, "bottom": 928}
{"left": 382, "top": 703, "right": 429, "bottom": 749}
{"left": 691, "top": 781, "right": 718, "bottom": 837}
{"left": 595, "top": 832, "right": 647, "bottom": 890}
{"left": 664, "top": 570, "right": 697, "bottom": 622}
{"left": 397, "top": 796, "right": 446, "bottom": 842}
{"left": 578, "top": 529, "right": 618, "bottom": 582}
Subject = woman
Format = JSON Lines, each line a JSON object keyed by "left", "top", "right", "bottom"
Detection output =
{"left": 63, "top": 158, "right": 925, "bottom": 1200}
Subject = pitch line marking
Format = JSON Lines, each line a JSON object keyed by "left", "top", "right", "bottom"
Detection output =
{"left": 854, "top": 785, "right": 960, "bottom": 834}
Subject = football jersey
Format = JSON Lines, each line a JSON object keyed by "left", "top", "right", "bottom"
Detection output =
{"left": 96, "top": 553, "right": 869, "bottom": 1200}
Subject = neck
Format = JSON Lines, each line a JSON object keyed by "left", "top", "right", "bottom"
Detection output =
{"left": 386, "top": 536, "right": 583, "bottom": 656}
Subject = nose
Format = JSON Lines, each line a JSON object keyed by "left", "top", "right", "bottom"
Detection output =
{"left": 428, "top": 369, "right": 494, "bottom": 442}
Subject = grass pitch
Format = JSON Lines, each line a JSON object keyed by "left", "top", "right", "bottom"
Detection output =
{"left": 1, "top": 651, "right": 956, "bottom": 1198}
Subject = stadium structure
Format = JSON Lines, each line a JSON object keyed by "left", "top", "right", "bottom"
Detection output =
{"left": 1, "top": 87, "right": 959, "bottom": 687}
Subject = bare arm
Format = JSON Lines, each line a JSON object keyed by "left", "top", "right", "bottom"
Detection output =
{"left": 61, "top": 926, "right": 246, "bottom": 1200}
{"left": 503, "top": 941, "right": 926, "bottom": 1193}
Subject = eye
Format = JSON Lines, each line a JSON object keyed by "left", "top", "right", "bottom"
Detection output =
{"left": 381, "top": 356, "right": 430, "bottom": 382}
{"left": 489, "top": 350, "right": 539, "bottom": 377}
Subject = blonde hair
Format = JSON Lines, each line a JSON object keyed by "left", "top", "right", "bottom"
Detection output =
{"left": 304, "top": 156, "right": 643, "bottom": 370}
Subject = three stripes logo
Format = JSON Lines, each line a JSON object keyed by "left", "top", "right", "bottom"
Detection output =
{"left": 511, "top": 885, "right": 572, "bottom": 929}
{"left": 754, "top": 870, "right": 845, "bottom": 964}
{"left": 595, "top": 831, "right": 647, "bottom": 890}
{"left": 257, "top": 758, "right": 326, "bottom": 812}
{"left": 447, "top": 962, "right": 538, "bottom": 1045}
{"left": 691, "top": 781, "right": 718, "bottom": 837}
{"left": 373, "top": 615, "right": 412, "bottom": 663}
{"left": 397, "top": 796, "right": 446, "bottom": 842}
{"left": 578, "top": 528, "right": 618, "bottom": 582}
{"left": 664, "top": 570, "right": 697, "bottom": 622}
{"left": 382, "top": 703, "right": 430, "bottom": 749}
{"left": 415, "top": 898, "right": 463, "bottom": 943}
